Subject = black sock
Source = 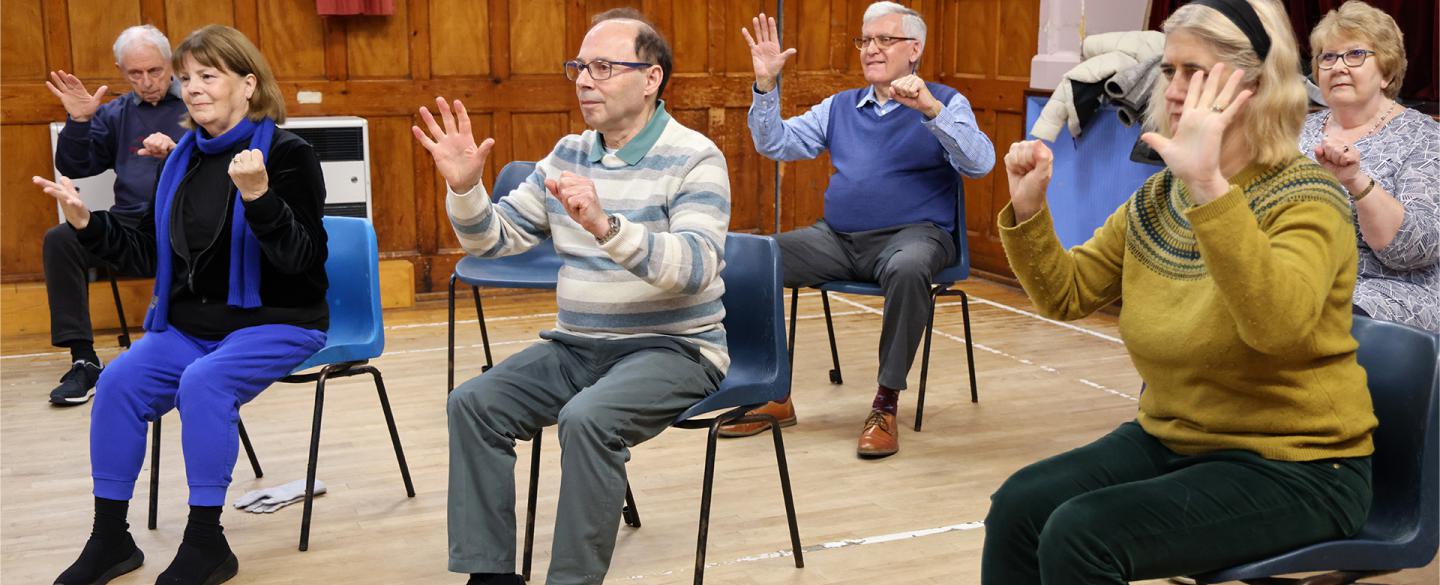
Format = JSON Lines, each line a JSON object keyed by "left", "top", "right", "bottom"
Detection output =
{"left": 156, "top": 506, "right": 236, "bottom": 585}
{"left": 68, "top": 342, "right": 99, "bottom": 366}
{"left": 93, "top": 496, "right": 129, "bottom": 537}
{"left": 55, "top": 498, "right": 141, "bottom": 585}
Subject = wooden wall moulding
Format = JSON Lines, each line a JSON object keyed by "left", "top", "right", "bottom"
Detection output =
{"left": 1, "top": 0, "right": 1038, "bottom": 295}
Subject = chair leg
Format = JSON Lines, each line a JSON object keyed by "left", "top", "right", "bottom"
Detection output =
{"left": 298, "top": 368, "right": 330, "bottom": 552}
{"left": 448, "top": 275, "right": 458, "bottom": 394}
{"left": 522, "top": 429, "right": 542, "bottom": 582}
{"left": 105, "top": 268, "right": 131, "bottom": 349}
{"left": 148, "top": 417, "right": 161, "bottom": 530}
{"left": 471, "top": 286, "right": 494, "bottom": 372}
{"left": 915, "top": 286, "right": 944, "bottom": 433}
{"left": 787, "top": 288, "right": 799, "bottom": 388}
{"left": 238, "top": 417, "right": 263, "bottom": 479}
{"left": 364, "top": 365, "right": 415, "bottom": 497}
{"left": 693, "top": 423, "right": 723, "bottom": 585}
{"left": 959, "top": 290, "right": 978, "bottom": 403}
{"left": 768, "top": 416, "right": 805, "bottom": 568}
{"left": 820, "top": 290, "right": 843, "bottom": 385}
{"left": 622, "top": 483, "right": 642, "bottom": 528}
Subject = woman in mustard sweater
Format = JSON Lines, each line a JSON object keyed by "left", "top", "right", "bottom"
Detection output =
{"left": 981, "top": 0, "right": 1376, "bottom": 583}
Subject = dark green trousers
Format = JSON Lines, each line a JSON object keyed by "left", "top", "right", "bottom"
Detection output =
{"left": 981, "top": 421, "right": 1372, "bottom": 584}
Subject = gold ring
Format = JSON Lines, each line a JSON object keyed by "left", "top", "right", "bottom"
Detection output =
{"left": 1211, "top": 104, "right": 1226, "bottom": 112}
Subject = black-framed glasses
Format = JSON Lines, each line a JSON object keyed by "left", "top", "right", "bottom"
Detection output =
{"left": 853, "top": 35, "right": 916, "bottom": 50}
{"left": 563, "top": 58, "right": 654, "bottom": 81}
{"left": 1317, "top": 49, "right": 1377, "bottom": 70}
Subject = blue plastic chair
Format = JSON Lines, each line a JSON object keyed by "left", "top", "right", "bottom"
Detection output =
{"left": 789, "top": 186, "right": 978, "bottom": 431}
{"left": 145, "top": 217, "right": 413, "bottom": 552}
{"left": 520, "top": 233, "right": 804, "bottom": 584}
{"left": 1193, "top": 316, "right": 1439, "bottom": 584}
{"left": 447, "top": 161, "right": 561, "bottom": 392}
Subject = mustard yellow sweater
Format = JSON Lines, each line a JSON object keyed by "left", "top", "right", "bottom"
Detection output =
{"left": 999, "top": 155, "right": 1375, "bottom": 461}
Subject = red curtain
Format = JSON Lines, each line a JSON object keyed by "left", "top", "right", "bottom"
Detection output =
{"left": 317, "top": 0, "right": 394, "bottom": 16}
{"left": 1146, "top": 0, "right": 1436, "bottom": 104}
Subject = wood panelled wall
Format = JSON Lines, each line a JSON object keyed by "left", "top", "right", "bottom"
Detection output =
{"left": 1, "top": 0, "right": 1038, "bottom": 295}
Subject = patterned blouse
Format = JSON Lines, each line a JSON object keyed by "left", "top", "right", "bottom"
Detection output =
{"left": 1300, "top": 107, "right": 1440, "bottom": 332}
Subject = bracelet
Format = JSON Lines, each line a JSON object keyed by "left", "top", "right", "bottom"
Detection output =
{"left": 1350, "top": 178, "right": 1376, "bottom": 202}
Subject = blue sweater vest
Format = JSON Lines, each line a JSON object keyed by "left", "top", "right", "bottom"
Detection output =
{"left": 823, "top": 83, "right": 960, "bottom": 233}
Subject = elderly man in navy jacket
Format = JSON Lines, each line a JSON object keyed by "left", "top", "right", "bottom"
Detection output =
{"left": 724, "top": 2, "right": 994, "bottom": 457}
{"left": 44, "top": 24, "right": 187, "bottom": 406}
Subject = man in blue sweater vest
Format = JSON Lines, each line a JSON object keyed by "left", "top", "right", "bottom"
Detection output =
{"left": 723, "top": 2, "right": 995, "bottom": 458}
{"left": 44, "top": 25, "right": 187, "bottom": 406}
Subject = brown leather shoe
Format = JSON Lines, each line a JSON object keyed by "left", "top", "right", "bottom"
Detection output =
{"left": 717, "top": 400, "right": 797, "bottom": 438}
{"left": 857, "top": 409, "right": 899, "bottom": 458}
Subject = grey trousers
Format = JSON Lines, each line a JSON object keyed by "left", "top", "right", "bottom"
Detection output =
{"left": 778, "top": 220, "right": 955, "bottom": 390}
{"left": 43, "top": 212, "right": 146, "bottom": 347}
{"left": 447, "top": 331, "right": 722, "bottom": 584}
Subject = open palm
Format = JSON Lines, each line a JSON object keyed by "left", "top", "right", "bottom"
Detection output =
{"left": 1141, "top": 64, "right": 1252, "bottom": 202}
{"left": 46, "top": 70, "right": 107, "bottom": 122}
{"left": 742, "top": 13, "right": 796, "bottom": 86}
{"left": 412, "top": 96, "right": 494, "bottom": 193}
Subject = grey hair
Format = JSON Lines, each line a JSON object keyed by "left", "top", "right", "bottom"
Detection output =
{"left": 863, "top": 1, "right": 926, "bottom": 48}
{"left": 112, "top": 25, "right": 171, "bottom": 64}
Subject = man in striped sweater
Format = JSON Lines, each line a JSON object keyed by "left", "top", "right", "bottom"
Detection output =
{"left": 412, "top": 9, "right": 731, "bottom": 585}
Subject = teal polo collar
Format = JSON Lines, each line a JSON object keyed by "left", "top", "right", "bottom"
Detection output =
{"left": 587, "top": 100, "right": 670, "bottom": 166}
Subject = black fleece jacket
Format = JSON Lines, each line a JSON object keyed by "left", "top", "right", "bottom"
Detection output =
{"left": 77, "top": 128, "right": 329, "bottom": 340}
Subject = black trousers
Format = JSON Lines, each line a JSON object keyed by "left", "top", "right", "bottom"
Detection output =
{"left": 43, "top": 212, "right": 146, "bottom": 348}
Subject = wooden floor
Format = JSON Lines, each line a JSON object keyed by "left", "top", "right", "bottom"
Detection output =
{"left": 2, "top": 278, "right": 1435, "bottom": 584}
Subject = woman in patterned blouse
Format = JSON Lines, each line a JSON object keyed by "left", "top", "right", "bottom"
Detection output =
{"left": 1302, "top": 0, "right": 1439, "bottom": 332}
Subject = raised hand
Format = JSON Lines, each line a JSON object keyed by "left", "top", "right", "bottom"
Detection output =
{"left": 1314, "top": 136, "right": 1364, "bottom": 191}
{"left": 544, "top": 171, "right": 609, "bottom": 238}
{"left": 45, "top": 70, "right": 107, "bottom": 122}
{"left": 1140, "top": 63, "right": 1253, "bottom": 205}
{"left": 228, "top": 149, "right": 269, "bottom": 201}
{"left": 33, "top": 175, "right": 92, "bottom": 229}
{"left": 1003, "top": 140, "right": 1054, "bottom": 223}
{"left": 741, "top": 13, "right": 796, "bottom": 93}
{"left": 412, "top": 96, "right": 494, "bottom": 194}
{"left": 890, "top": 74, "right": 942, "bottom": 118}
{"left": 137, "top": 132, "right": 177, "bottom": 159}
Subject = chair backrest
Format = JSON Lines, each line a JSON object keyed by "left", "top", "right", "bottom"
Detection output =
{"left": 674, "top": 234, "right": 789, "bottom": 421}
{"left": 292, "top": 216, "right": 384, "bottom": 371}
{"left": 492, "top": 161, "right": 536, "bottom": 203}
{"left": 1352, "top": 316, "right": 1439, "bottom": 554}
{"left": 490, "top": 161, "right": 557, "bottom": 261}
{"left": 934, "top": 181, "right": 970, "bottom": 284}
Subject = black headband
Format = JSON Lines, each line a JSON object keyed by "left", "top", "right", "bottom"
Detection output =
{"left": 1190, "top": 0, "right": 1271, "bottom": 61}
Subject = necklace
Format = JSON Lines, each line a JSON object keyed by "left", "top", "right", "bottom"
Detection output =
{"left": 1324, "top": 100, "right": 1397, "bottom": 143}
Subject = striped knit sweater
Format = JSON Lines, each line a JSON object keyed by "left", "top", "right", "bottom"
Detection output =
{"left": 447, "top": 104, "right": 732, "bottom": 372}
{"left": 999, "top": 154, "right": 1375, "bottom": 462}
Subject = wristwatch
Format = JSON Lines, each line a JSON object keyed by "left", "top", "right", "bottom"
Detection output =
{"left": 596, "top": 215, "right": 621, "bottom": 245}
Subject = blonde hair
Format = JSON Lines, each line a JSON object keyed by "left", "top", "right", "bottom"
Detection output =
{"left": 1309, "top": 0, "right": 1406, "bottom": 99}
{"left": 1146, "top": 0, "right": 1306, "bottom": 167}
{"left": 172, "top": 25, "right": 285, "bottom": 127}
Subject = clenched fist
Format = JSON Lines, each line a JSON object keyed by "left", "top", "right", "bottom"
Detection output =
{"left": 137, "top": 132, "right": 177, "bottom": 159}
{"left": 890, "top": 74, "right": 942, "bottom": 118}
{"left": 1003, "top": 140, "right": 1054, "bottom": 223}
{"left": 544, "top": 171, "right": 610, "bottom": 239}
{"left": 228, "top": 149, "right": 269, "bottom": 201}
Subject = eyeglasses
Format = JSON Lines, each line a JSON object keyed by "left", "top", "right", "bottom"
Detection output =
{"left": 1317, "top": 49, "right": 1377, "bottom": 70}
{"left": 563, "top": 58, "right": 653, "bottom": 81}
{"left": 853, "top": 35, "right": 916, "bottom": 50}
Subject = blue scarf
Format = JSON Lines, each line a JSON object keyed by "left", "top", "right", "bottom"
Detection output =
{"left": 145, "top": 116, "right": 275, "bottom": 332}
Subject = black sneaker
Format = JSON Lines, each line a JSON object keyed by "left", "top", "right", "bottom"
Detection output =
{"left": 51, "top": 360, "right": 102, "bottom": 406}
{"left": 53, "top": 531, "right": 144, "bottom": 585}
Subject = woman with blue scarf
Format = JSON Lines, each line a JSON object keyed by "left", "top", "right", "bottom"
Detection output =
{"left": 35, "top": 25, "right": 328, "bottom": 585}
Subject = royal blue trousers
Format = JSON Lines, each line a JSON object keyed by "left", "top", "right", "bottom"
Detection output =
{"left": 90, "top": 324, "right": 326, "bottom": 506}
